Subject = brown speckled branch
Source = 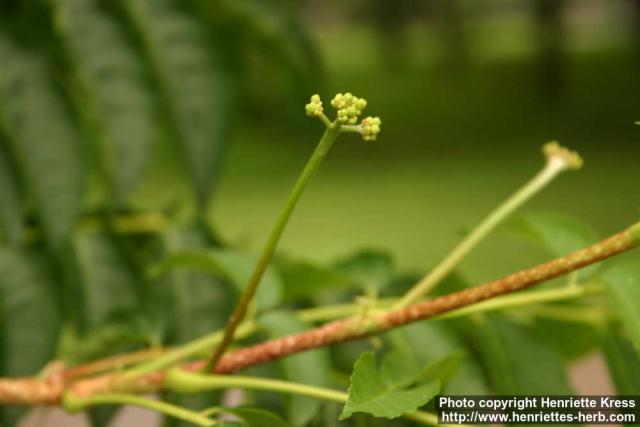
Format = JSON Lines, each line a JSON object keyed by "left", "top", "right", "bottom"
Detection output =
{"left": 1, "top": 222, "right": 639, "bottom": 404}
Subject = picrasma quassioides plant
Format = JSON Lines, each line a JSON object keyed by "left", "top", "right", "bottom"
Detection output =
{"left": 206, "top": 93, "right": 381, "bottom": 370}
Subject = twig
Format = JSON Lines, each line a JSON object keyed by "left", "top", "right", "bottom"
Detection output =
{"left": 1, "top": 222, "right": 637, "bottom": 404}
{"left": 395, "top": 142, "right": 583, "bottom": 308}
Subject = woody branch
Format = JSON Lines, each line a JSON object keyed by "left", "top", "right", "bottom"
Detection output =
{"left": 0, "top": 221, "right": 637, "bottom": 404}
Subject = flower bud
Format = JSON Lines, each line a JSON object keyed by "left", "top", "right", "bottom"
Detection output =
{"left": 361, "top": 116, "right": 382, "bottom": 141}
{"left": 542, "top": 141, "right": 583, "bottom": 170}
{"left": 305, "top": 94, "right": 323, "bottom": 117}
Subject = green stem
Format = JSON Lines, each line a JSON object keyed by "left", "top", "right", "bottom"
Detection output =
{"left": 63, "top": 392, "right": 214, "bottom": 426}
{"left": 395, "top": 155, "right": 573, "bottom": 309}
{"left": 516, "top": 304, "right": 610, "bottom": 325}
{"left": 206, "top": 123, "right": 342, "bottom": 371}
{"left": 164, "top": 369, "right": 441, "bottom": 426}
{"left": 436, "top": 283, "right": 598, "bottom": 320}
{"left": 122, "top": 322, "right": 257, "bottom": 381}
{"left": 297, "top": 298, "right": 395, "bottom": 323}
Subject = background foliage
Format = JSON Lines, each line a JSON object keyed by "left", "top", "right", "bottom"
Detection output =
{"left": 0, "top": 1, "right": 639, "bottom": 426}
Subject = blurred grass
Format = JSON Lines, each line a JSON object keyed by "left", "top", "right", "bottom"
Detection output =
{"left": 210, "top": 18, "right": 640, "bottom": 284}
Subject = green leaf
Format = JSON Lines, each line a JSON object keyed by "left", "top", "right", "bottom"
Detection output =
{"left": 602, "top": 331, "right": 640, "bottom": 395}
{"left": 160, "top": 226, "right": 233, "bottom": 427}
{"left": 471, "top": 317, "right": 573, "bottom": 394}
{"left": 512, "top": 212, "right": 599, "bottom": 278}
{"left": 220, "top": 407, "right": 290, "bottom": 427}
{"left": 334, "top": 250, "right": 395, "bottom": 291}
{"left": 0, "top": 137, "right": 23, "bottom": 244}
{"left": 531, "top": 315, "right": 600, "bottom": 360}
{"left": 59, "top": 315, "right": 152, "bottom": 365}
{"left": 0, "top": 247, "right": 61, "bottom": 375}
{"left": 153, "top": 248, "right": 283, "bottom": 309}
{"left": 209, "top": 249, "right": 282, "bottom": 308}
{"left": 602, "top": 254, "right": 640, "bottom": 351}
{"left": 0, "top": 247, "right": 61, "bottom": 425}
{"left": 0, "top": 250, "right": 55, "bottom": 427}
{"left": 123, "top": 0, "right": 235, "bottom": 204}
{"left": 160, "top": 226, "right": 235, "bottom": 342}
{"left": 389, "top": 323, "right": 490, "bottom": 395}
{"left": 340, "top": 351, "right": 441, "bottom": 420}
{"left": 73, "top": 230, "right": 140, "bottom": 328}
{"left": 196, "top": 0, "right": 319, "bottom": 92}
{"left": 51, "top": 0, "right": 157, "bottom": 203}
{"left": 0, "top": 34, "right": 83, "bottom": 248}
{"left": 259, "top": 311, "right": 330, "bottom": 426}
{"left": 277, "top": 259, "right": 356, "bottom": 301}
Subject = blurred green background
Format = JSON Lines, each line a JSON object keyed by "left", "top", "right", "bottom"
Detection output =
{"left": 210, "top": 0, "right": 640, "bottom": 283}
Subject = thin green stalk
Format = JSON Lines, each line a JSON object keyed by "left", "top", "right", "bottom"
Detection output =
{"left": 122, "top": 322, "right": 257, "bottom": 380}
{"left": 206, "top": 123, "right": 342, "bottom": 371}
{"left": 515, "top": 304, "right": 610, "bottom": 325}
{"left": 395, "top": 143, "right": 583, "bottom": 308}
{"left": 436, "top": 283, "right": 598, "bottom": 321}
{"left": 63, "top": 392, "right": 214, "bottom": 426}
{"left": 164, "top": 369, "right": 442, "bottom": 426}
{"left": 297, "top": 298, "right": 396, "bottom": 323}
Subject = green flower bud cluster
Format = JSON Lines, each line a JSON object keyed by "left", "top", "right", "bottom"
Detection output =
{"left": 542, "top": 141, "right": 583, "bottom": 170}
{"left": 331, "top": 92, "right": 367, "bottom": 124}
{"left": 361, "top": 116, "right": 382, "bottom": 141}
{"left": 305, "top": 94, "right": 323, "bottom": 117}
{"left": 304, "top": 92, "right": 382, "bottom": 141}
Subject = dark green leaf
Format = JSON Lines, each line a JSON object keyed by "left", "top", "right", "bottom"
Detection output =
{"left": 531, "top": 315, "right": 600, "bottom": 360}
{"left": 153, "top": 248, "right": 282, "bottom": 308}
{"left": 472, "top": 317, "right": 573, "bottom": 394}
{"left": 208, "top": 249, "right": 282, "bottom": 308}
{"left": 0, "top": 34, "right": 83, "bottom": 248}
{"left": 197, "top": 0, "right": 319, "bottom": 93}
{"left": 259, "top": 311, "right": 330, "bottom": 426}
{"left": 0, "top": 247, "right": 61, "bottom": 375}
{"left": 73, "top": 230, "right": 140, "bottom": 328}
{"left": 161, "top": 226, "right": 235, "bottom": 342}
{"left": 0, "top": 247, "right": 61, "bottom": 425}
{"left": 602, "top": 331, "right": 640, "bottom": 395}
{"left": 340, "top": 351, "right": 441, "bottom": 420}
{"left": 221, "top": 406, "right": 290, "bottom": 427}
{"left": 51, "top": 0, "right": 157, "bottom": 204}
{"left": 160, "top": 226, "right": 233, "bottom": 427}
{"left": 277, "top": 259, "right": 355, "bottom": 301}
{"left": 334, "top": 250, "right": 395, "bottom": 291}
{"left": 389, "top": 323, "right": 490, "bottom": 395}
{"left": 0, "top": 137, "right": 23, "bottom": 244}
{"left": 59, "top": 316, "right": 152, "bottom": 365}
{"left": 602, "top": 255, "right": 640, "bottom": 351}
{"left": 123, "top": 0, "right": 235, "bottom": 204}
